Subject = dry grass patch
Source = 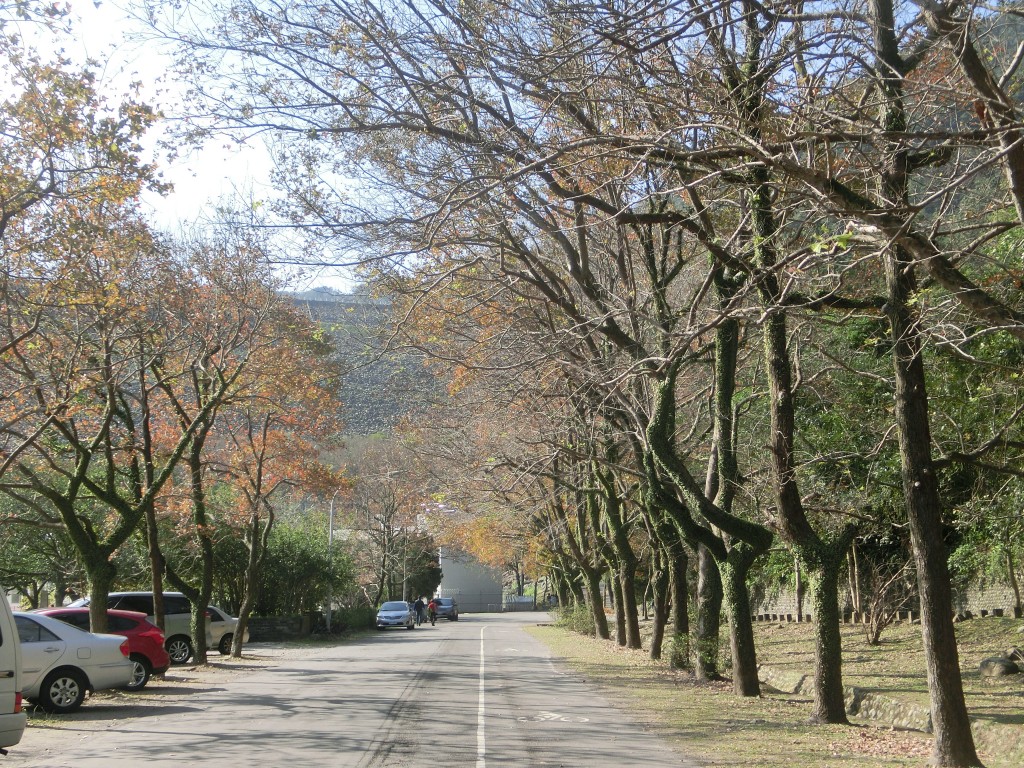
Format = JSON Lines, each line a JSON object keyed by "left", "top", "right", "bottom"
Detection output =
{"left": 754, "top": 618, "right": 1024, "bottom": 721}
{"left": 528, "top": 620, "right": 1024, "bottom": 768}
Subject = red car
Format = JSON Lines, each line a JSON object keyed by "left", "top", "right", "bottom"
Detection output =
{"left": 35, "top": 608, "right": 170, "bottom": 691}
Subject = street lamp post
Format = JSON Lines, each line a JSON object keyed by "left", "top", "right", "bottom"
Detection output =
{"left": 326, "top": 488, "right": 341, "bottom": 633}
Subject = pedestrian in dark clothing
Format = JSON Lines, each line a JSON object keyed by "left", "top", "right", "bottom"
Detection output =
{"left": 414, "top": 597, "right": 426, "bottom": 625}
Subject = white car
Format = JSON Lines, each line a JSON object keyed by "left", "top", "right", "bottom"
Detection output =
{"left": 0, "top": 600, "right": 26, "bottom": 751}
{"left": 13, "top": 612, "right": 132, "bottom": 713}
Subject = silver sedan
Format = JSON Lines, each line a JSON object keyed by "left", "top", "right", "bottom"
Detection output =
{"left": 375, "top": 601, "right": 416, "bottom": 630}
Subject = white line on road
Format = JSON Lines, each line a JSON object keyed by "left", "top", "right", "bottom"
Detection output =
{"left": 477, "top": 625, "right": 487, "bottom": 768}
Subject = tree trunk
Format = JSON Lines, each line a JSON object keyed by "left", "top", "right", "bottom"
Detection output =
{"left": 806, "top": 546, "right": 850, "bottom": 724}
{"left": 584, "top": 569, "right": 610, "bottom": 640}
{"left": 670, "top": 544, "right": 690, "bottom": 669}
{"left": 552, "top": 568, "right": 570, "bottom": 607}
{"left": 234, "top": 510, "right": 268, "bottom": 657}
{"left": 594, "top": 463, "right": 641, "bottom": 648}
{"left": 671, "top": 546, "right": 689, "bottom": 636}
{"left": 86, "top": 557, "right": 117, "bottom": 634}
{"left": 695, "top": 543, "right": 723, "bottom": 681}
{"left": 720, "top": 551, "right": 760, "bottom": 696}
{"left": 144, "top": 501, "right": 167, "bottom": 633}
{"left": 647, "top": 364, "right": 772, "bottom": 689}
{"left": 611, "top": 573, "right": 627, "bottom": 647}
{"left": 1006, "top": 548, "right": 1022, "bottom": 618}
{"left": 849, "top": 543, "right": 862, "bottom": 615}
{"left": 794, "top": 557, "right": 805, "bottom": 621}
{"left": 649, "top": 547, "right": 670, "bottom": 660}
{"left": 751, "top": 164, "right": 851, "bottom": 720}
{"left": 886, "top": 287, "right": 980, "bottom": 765}
{"left": 619, "top": 566, "right": 641, "bottom": 649}
{"left": 871, "top": 0, "right": 982, "bottom": 760}
{"left": 191, "top": 449, "right": 214, "bottom": 665}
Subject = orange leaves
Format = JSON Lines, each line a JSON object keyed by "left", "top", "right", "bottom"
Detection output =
{"left": 435, "top": 510, "right": 533, "bottom": 571}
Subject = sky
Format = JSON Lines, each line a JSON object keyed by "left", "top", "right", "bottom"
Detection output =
{"left": 55, "top": 3, "right": 272, "bottom": 225}
{"left": 30, "top": 1, "right": 352, "bottom": 292}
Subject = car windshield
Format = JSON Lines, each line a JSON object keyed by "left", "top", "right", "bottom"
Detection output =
{"left": 380, "top": 602, "right": 409, "bottom": 611}
{"left": 437, "top": 599, "right": 453, "bottom": 606}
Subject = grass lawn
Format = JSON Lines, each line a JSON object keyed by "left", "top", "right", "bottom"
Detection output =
{"left": 527, "top": 616, "right": 1024, "bottom": 767}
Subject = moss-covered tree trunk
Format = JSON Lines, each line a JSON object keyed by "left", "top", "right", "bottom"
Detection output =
{"left": 559, "top": 498, "right": 610, "bottom": 640}
{"left": 695, "top": 543, "right": 722, "bottom": 680}
{"left": 649, "top": 544, "right": 670, "bottom": 660}
{"left": 720, "top": 551, "right": 760, "bottom": 696}
{"left": 611, "top": 572, "right": 627, "bottom": 647}
{"left": 85, "top": 556, "right": 118, "bottom": 635}
{"left": 584, "top": 569, "right": 610, "bottom": 640}
{"left": 670, "top": 542, "right": 690, "bottom": 668}
{"left": 615, "top": 554, "right": 641, "bottom": 649}
{"left": 751, "top": 162, "right": 853, "bottom": 721}
{"left": 804, "top": 541, "right": 851, "bottom": 723}
{"left": 671, "top": 545, "right": 689, "bottom": 636}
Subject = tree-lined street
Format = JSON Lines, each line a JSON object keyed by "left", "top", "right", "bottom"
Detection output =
{"left": 7, "top": 614, "right": 692, "bottom": 767}
{"left": 6, "top": 3, "right": 1024, "bottom": 766}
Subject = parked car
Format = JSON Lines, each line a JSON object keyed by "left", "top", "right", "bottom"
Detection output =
{"left": 433, "top": 597, "right": 459, "bottom": 621}
{"left": 68, "top": 592, "right": 248, "bottom": 664}
{"left": 376, "top": 601, "right": 416, "bottom": 630}
{"left": 35, "top": 608, "right": 170, "bottom": 691}
{"left": 205, "top": 605, "right": 247, "bottom": 655}
{"left": 13, "top": 612, "right": 131, "bottom": 714}
{"left": 0, "top": 600, "right": 26, "bottom": 752}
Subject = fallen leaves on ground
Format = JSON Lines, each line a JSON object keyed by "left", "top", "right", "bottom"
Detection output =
{"left": 828, "top": 726, "right": 932, "bottom": 760}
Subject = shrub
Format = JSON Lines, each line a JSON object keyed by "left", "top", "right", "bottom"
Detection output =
{"left": 553, "top": 603, "right": 595, "bottom": 636}
{"left": 332, "top": 604, "right": 376, "bottom": 632}
{"left": 669, "top": 633, "right": 691, "bottom": 670}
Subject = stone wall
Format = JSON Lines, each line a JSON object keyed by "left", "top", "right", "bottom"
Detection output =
{"left": 755, "top": 590, "right": 802, "bottom": 619}
{"left": 246, "top": 615, "right": 310, "bottom": 642}
{"left": 756, "top": 580, "right": 1022, "bottom": 621}
{"left": 954, "top": 582, "right": 1022, "bottom": 618}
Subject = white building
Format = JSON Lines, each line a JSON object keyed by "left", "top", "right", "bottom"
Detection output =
{"left": 436, "top": 548, "right": 503, "bottom": 613}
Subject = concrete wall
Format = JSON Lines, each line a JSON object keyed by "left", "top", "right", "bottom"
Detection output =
{"left": 436, "top": 548, "right": 504, "bottom": 613}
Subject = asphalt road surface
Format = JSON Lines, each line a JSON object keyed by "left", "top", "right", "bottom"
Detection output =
{"left": 8, "top": 612, "right": 695, "bottom": 767}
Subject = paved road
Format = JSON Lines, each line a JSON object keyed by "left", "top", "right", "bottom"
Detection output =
{"left": 8, "top": 613, "right": 694, "bottom": 767}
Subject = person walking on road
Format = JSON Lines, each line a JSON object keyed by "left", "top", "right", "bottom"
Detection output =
{"left": 414, "top": 597, "right": 426, "bottom": 625}
{"left": 427, "top": 597, "right": 438, "bottom": 626}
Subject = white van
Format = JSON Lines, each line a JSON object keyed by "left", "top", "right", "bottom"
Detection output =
{"left": 0, "top": 598, "right": 27, "bottom": 753}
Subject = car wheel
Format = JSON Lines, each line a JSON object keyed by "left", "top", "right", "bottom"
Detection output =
{"left": 38, "top": 668, "right": 87, "bottom": 714}
{"left": 166, "top": 635, "right": 194, "bottom": 665}
{"left": 124, "top": 654, "right": 152, "bottom": 691}
{"left": 218, "top": 633, "right": 233, "bottom": 655}
{"left": 450, "top": 614, "right": 458, "bottom": 621}
{"left": 407, "top": 623, "right": 415, "bottom": 630}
